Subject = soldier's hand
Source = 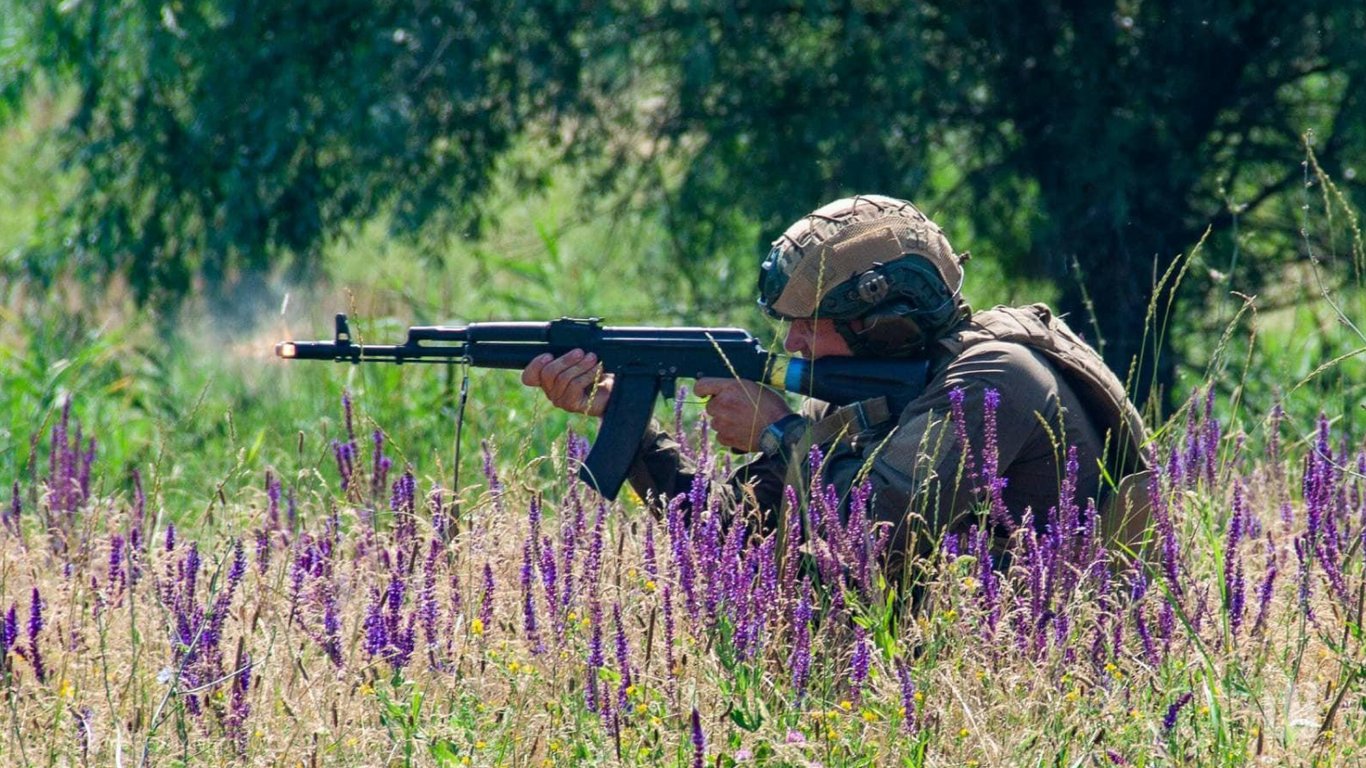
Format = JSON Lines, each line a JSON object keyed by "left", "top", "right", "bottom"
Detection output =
{"left": 521, "top": 350, "right": 614, "bottom": 418}
{"left": 693, "top": 377, "right": 792, "bottom": 453}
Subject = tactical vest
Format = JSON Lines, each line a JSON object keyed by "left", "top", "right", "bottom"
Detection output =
{"left": 803, "top": 303, "right": 1154, "bottom": 557}
{"left": 936, "top": 304, "right": 1149, "bottom": 479}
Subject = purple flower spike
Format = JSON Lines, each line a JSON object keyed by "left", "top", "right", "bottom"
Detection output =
{"left": 265, "top": 470, "right": 282, "bottom": 531}
{"left": 690, "top": 707, "right": 705, "bottom": 768}
{"left": 480, "top": 562, "right": 495, "bottom": 631}
{"left": 522, "top": 535, "right": 543, "bottom": 654}
{"left": 791, "top": 578, "right": 813, "bottom": 702}
{"left": 613, "top": 603, "right": 632, "bottom": 712}
{"left": 1162, "top": 692, "right": 1193, "bottom": 732}
{"left": 28, "top": 588, "right": 46, "bottom": 683}
{"left": 849, "top": 626, "right": 871, "bottom": 702}
{"left": 897, "top": 661, "right": 917, "bottom": 734}
{"left": 662, "top": 584, "right": 679, "bottom": 705}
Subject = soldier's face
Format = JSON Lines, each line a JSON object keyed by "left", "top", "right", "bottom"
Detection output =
{"left": 784, "top": 318, "right": 853, "bottom": 359}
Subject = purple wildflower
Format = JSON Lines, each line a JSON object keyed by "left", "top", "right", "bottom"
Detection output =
{"left": 1252, "top": 536, "right": 1278, "bottom": 635}
{"left": 362, "top": 586, "right": 388, "bottom": 658}
{"left": 1225, "top": 481, "right": 1246, "bottom": 637}
{"left": 980, "top": 388, "right": 1010, "bottom": 528}
{"left": 0, "top": 604, "right": 17, "bottom": 672}
{"left": 791, "top": 578, "right": 813, "bottom": 702}
{"left": 1148, "top": 467, "right": 1183, "bottom": 599}
{"left": 666, "top": 495, "right": 697, "bottom": 622}
{"left": 897, "top": 660, "right": 917, "bottom": 733}
{"left": 613, "top": 603, "right": 632, "bottom": 712}
{"left": 107, "top": 533, "right": 127, "bottom": 599}
{"left": 479, "top": 562, "right": 495, "bottom": 631}
{"left": 948, "top": 386, "right": 977, "bottom": 489}
{"left": 663, "top": 584, "right": 678, "bottom": 705}
{"left": 1162, "top": 692, "right": 1194, "bottom": 732}
{"left": 266, "top": 470, "right": 281, "bottom": 531}
{"left": 691, "top": 707, "right": 705, "bottom": 768}
{"left": 28, "top": 588, "right": 46, "bottom": 683}
{"left": 522, "top": 535, "right": 543, "bottom": 654}
{"left": 538, "top": 536, "right": 560, "bottom": 640}
{"left": 849, "top": 626, "right": 871, "bottom": 702}
{"left": 371, "top": 430, "right": 392, "bottom": 504}
{"left": 226, "top": 648, "right": 253, "bottom": 754}
{"left": 420, "top": 540, "right": 441, "bottom": 651}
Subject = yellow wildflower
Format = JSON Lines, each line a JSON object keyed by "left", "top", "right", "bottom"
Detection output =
{"left": 1065, "top": 689, "right": 1080, "bottom": 703}
{"left": 861, "top": 710, "right": 877, "bottom": 723}
{"left": 507, "top": 661, "right": 520, "bottom": 674}
{"left": 961, "top": 577, "right": 979, "bottom": 591}
{"left": 958, "top": 727, "right": 970, "bottom": 738}
{"left": 943, "top": 609, "right": 958, "bottom": 623}
{"left": 625, "top": 684, "right": 637, "bottom": 697}
{"left": 650, "top": 717, "right": 663, "bottom": 728}
{"left": 644, "top": 580, "right": 658, "bottom": 593}
{"left": 914, "top": 691, "right": 925, "bottom": 704}
{"left": 636, "top": 703, "right": 649, "bottom": 715}
{"left": 475, "top": 740, "right": 486, "bottom": 749}
{"left": 567, "top": 611, "right": 578, "bottom": 622}
{"left": 839, "top": 700, "right": 853, "bottom": 711}
{"left": 471, "top": 618, "right": 485, "bottom": 636}
{"left": 59, "top": 680, "right": 74, "bottom": 700}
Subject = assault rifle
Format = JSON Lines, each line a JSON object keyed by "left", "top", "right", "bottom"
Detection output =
{"left": 277, "top": 314, "right": 930, "bottom": 501}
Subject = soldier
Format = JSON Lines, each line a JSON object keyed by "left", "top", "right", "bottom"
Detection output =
{"left": 522, "top": 195, "right": 1149, "bottom": 569}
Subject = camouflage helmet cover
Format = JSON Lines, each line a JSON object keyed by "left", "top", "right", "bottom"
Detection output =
{"left": 758, "top": 194, "right": 966, "bottom": 320}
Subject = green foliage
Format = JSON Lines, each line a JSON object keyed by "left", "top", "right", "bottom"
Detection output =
{"left": 6, "top": 1, "right": 1362, "bottom": 406}
{"left": 8, "top": 0, "right": 611, "bottom": 307}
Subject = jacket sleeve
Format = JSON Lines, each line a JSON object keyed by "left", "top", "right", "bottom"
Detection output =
{"left": 625, "top": 420, "right": 792, "bottom": 520}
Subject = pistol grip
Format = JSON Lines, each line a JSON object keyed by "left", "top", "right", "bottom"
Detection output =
{"left": 577, "top": 374, "right": 660, "bottom": 501}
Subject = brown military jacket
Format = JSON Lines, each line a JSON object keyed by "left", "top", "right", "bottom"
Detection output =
{"left": 626, "top": 306, "right": 1135, "bottom": 567}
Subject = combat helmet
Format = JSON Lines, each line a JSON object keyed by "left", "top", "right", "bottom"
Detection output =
{"left": 757, "top": 194, "right": 971, "bottom": 356}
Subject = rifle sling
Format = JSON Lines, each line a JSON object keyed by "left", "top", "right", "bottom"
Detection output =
{"left": 807, "top": 396, "right": 894, "bottom": 447}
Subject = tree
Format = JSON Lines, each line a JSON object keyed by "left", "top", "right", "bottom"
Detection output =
{"left": 7, "top": 1, "right": 1364, "bottom": 409}
{"left": 611, "top": 1, "right": 1365, "bottom": 410}
{"left": 6, "top": 0, "right": 606, "bottom": 307}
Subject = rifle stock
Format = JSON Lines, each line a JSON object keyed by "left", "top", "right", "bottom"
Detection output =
{"left": 277, "top": 313, "right": 929, "bottom": 500}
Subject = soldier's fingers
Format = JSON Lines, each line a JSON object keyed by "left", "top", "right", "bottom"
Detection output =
{"left": 521, "top": 353, "right": 555, "bottom": 387}
{"left": 538, "top": 349, "right": 587, "bottom": 385}
{"left": 692, "top": 377, "right": 733, "bottom": 398}
{"left": 549, "top": 364, "right": 604, "bottom": 410}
